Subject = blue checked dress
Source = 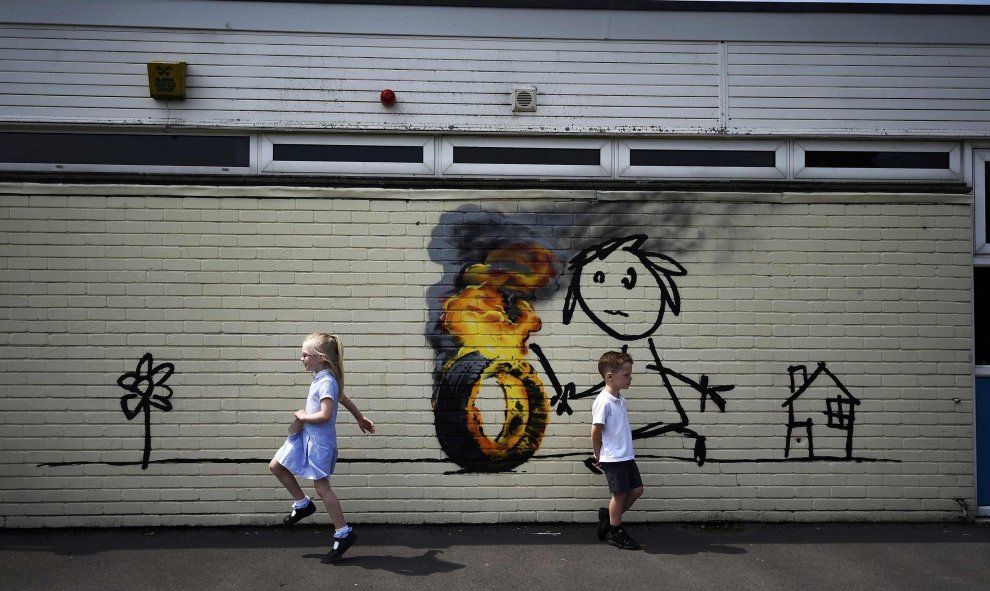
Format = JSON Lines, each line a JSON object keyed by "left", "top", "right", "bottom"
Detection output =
{"left": 273, "top": 369, "right": 340, "bottom": 480}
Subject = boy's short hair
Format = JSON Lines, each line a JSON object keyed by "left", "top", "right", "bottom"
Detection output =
{"left": 598, "top": 351, "right": 633, "bottom": 378}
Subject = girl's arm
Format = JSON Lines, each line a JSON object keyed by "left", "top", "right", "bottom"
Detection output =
{"left": 295, "top": 398, "right": 334, "bottom": 424}
{"left": 340, "top": 392, "right": 375, "bottom": 434}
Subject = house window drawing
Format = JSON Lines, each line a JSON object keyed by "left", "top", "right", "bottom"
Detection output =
{"left": 782, "top": 362, "right": 861, "bottom": 460}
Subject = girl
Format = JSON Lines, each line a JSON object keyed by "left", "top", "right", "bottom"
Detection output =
{"left": 269, "top": 333, "right": 375, "bottom": 561}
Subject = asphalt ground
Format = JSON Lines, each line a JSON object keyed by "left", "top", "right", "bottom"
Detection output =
{"left": 2, "top": 522, "right": 989, "bottom": 591}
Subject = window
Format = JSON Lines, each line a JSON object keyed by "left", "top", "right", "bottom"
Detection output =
{"left": 440, "top": 137, "right": 611, "bottom": 177}
{"left": 0, "top": 132, "right": 252, "bottom": 173}
{"left": 977, "top": 267, "right": 989, "bottom": 367}
{"left": 794, "top": 141, "right": 961, "bottom": 181}
{"left": 976, "top": 152, "right": 989, "bottom": 256}
{"left": 261, "top": 134, "right": 435, "bottom": 176}
{"left": 618, "top": 139, "right": 786, "bottom": 179}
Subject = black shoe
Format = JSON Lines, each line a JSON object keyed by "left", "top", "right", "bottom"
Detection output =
{"left": 282, "top": 500, "right": 316, "bottom": 525}
{"left": 597, "top": 507, "right": 609, "bottom": 541}
{"left": 606, "top": 527, "right": 641, "bottom": 550}
{"left": 327, "top": 531, "right": 357, "bottom": 561}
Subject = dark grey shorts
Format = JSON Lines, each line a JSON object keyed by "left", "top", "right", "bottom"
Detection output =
{"left": 601, "top": 459, "right": 643, "bottom": 494}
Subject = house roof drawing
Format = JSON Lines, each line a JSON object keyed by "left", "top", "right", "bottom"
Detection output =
{"left": 782, "top": 362, "right": 861, "bottom": 408}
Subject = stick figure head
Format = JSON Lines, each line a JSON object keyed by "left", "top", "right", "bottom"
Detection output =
{"left": 563, "top": 235, "right": 686, "bottom": 341}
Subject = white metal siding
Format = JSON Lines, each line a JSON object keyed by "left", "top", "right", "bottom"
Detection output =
{"left": 2, "top": 9, "right": 990, "bottom": 137}
{"left": 0, "top": 26, "right": 721, "bottom": 134}
{"left": 727, "top": 43, "right": 990, "bottom": 136}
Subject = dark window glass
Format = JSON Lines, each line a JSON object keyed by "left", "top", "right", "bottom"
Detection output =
{"left": 630, "top": 149, "right": 776, "bottom": 168}
{"left": 453, "top": 146, "right": 600, "bottom": 166}
{"left": 272, "top": 144, "right": 423, "bottom": 163}
{"left": 977, "top": 267, "right": 990, "bottom": 366}
{"left": 0, "top": 133, "right": 249, "bottom": 167}
{"left": 805, "top": 150, "right": 949, "bottom": 169}
{"left": 985, "top": 163, "right": 989, "bottom": 245}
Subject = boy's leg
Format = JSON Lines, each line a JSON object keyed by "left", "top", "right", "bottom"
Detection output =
{"left": 623, "top": 486, "right": 644, "bottom": 512}
{"left": 609, "top": 491, "right": 627, "bottom": 526}
{"left": 608, "top": 487, "right": 645, "bottom": 525}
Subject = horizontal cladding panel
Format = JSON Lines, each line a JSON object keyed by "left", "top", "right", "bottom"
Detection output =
{"left": 0, "top": 26, "right": 720, "bottom": 54}
{"left": 0, "top": 100, "right": 719, "bottom": 119}
{"left": 2, "top": 52, "right": 718, "bottom": 78}
{"left": 0, "top": 74, "right": 719, "bottom": 98}
{"left": 730, "top": 42, "right": 990, "bottom": 58}
{"left": 0, "top": 87, "right": 720, "bottom": 110}
{"left": 0, "top": 37, "right": 720, "bottom": 66}
{"left": 729, "top": 108, "right": 990, "bottom": 121}
{"left": 0, "top": 61, "right": 717, "bottom": 88}
{"left": 731, "top": 86, "right": 990, "bottom": 99}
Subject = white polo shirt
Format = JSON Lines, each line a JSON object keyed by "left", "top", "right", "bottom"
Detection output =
{"left": 592, "top": 388, "right": 635, "bottom": 463}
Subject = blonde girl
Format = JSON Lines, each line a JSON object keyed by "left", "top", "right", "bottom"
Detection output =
{"left": 269, "top": 333, "right": 374, "bottom": 561}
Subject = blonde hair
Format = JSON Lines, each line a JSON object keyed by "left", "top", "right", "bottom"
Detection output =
{"left": 304, "top": 333, "right": 344, "bottom": 392}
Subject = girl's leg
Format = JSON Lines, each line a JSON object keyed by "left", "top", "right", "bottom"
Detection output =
{"left": 313, "top": 477, "right": 346, "bottom": 529}
{"left": 269, "top": 459, "right": 307, "bottom": 502}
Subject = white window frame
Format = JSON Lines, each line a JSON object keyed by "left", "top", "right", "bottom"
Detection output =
{"left": 793, "top": 140, "right": 962, "bottom": 182}
{"left": 440, "top": 136, "right": 612, "bottom": 178}
{"left": 0, "top": 128, "right": 256, "bottom": 175}
{"left": 260, "top": 134, "right": 436, "bottom": 176}
{"left": 976, "top": 150, "right": 989, "bottom": 258}
{"left": 617, "top": 138, "right": 787, "bottom": 179}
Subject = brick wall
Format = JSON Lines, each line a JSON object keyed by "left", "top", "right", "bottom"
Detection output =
{"left": 0, "top": 184, "right": 974, "bottom": 527}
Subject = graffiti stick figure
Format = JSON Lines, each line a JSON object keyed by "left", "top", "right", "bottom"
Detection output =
{"left": 537, "top": 235, "right": 734, "bottom": 466}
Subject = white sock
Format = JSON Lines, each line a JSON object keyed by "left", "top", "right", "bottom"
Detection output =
{"left": 334, "top": 525, "right": 351, "bottom": 539}
{"left": 292, "top": 497, "right": 311, "bottom": 509}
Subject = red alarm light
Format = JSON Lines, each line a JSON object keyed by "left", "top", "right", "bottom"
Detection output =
{"left": 380, "top": 89, "right": 396, "bottom": 106}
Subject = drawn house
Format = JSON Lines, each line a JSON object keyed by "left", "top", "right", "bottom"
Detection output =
{"left": 782, "top": 363, "right": 861, "bottom": 460}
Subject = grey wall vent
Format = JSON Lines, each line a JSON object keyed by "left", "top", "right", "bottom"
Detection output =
{"left": 512, "top": 87, "right": 537, "bottom": 112}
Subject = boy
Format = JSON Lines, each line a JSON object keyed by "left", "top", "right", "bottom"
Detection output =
{"left": 591, "top": 351, "right": 643, "bottom": 550}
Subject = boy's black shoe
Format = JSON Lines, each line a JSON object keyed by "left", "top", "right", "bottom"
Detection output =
{"left": 597, "top": 507, "right": 609, "bottom": 541}
{"left": 327, "top": 531, "right": 357, "bottom": 562}
{"left": 282, "top": 500, "right": 316, "bottom": 524}
{"left": 606, "top": 527, "right": 641, "bottom": 550}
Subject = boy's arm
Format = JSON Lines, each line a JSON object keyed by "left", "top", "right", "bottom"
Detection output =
{"left": 591, "top": 423, "right": 603, "bottom": 464}
{"left": 340, "top": 392, "right": 375, "bottom": 434}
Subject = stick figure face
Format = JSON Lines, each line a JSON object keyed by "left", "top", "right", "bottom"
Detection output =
{"left": 563, "top": 235, "right": 687, "bottom": 341}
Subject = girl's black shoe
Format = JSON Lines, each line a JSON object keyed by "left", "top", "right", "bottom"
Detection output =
{"left": 327, "top": 531, "right": 357, "bottom": 561}
{"left": 283, "top": 500, "right": 316, "bottom": 524}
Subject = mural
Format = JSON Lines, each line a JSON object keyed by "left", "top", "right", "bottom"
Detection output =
{"left": 428, "top": 225, "right": 737, "bottom": 472}
{"left": 36, "top": 207, "right": 892, "bottom": 478}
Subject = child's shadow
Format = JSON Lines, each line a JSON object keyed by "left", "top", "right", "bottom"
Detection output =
{"left": 307, "top": 549, "right": 465, "bottom": 575}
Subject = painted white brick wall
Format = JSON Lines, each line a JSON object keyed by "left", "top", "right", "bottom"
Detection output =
{"left": 0, "top": 184, "right": 974, "bottom": 527}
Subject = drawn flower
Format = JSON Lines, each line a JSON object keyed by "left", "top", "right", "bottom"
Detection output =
{"left": 117, "top": 353, "right": 175, "bottom": 469}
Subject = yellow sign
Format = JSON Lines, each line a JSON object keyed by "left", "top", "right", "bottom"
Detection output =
{"left": 147, "top": 62, "right": 187, "bottom": 100}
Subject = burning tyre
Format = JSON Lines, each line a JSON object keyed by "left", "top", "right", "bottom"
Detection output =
{"left": 433, "top": 351, "right": 549, "bottom": 472}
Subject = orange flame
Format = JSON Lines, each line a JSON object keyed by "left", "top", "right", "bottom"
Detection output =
{"left": 441, "top": 244, "right": 557, "bottom": 367}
